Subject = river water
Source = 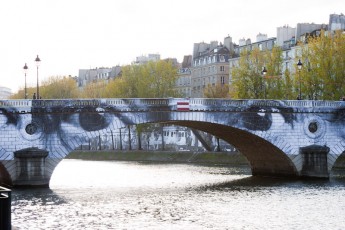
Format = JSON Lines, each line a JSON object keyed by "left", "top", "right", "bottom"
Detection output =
{"left": 11, "top": 159, "right": 345, "bottom": 229}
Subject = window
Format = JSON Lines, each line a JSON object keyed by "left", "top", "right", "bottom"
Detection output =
{"left": 221, "top": 76, "right": 225, "bottom": 85}
{"left": 220, "top": 66, "right": 225, "bottom": 72}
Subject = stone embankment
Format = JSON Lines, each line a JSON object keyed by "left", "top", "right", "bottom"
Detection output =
{"left": 67, "top": 150, "right": 249, "bottom": 166}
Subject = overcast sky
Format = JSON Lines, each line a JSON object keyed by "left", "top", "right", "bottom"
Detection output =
{"left": 0, "top": 0, "right": 343, "bottom": 93}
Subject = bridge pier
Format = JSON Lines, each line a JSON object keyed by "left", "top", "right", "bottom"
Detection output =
{"left": 300, "top": 145, "right": 329, "bottom": 178}
{"left": 13, "top": 148, "right": 50, "bottom": 187}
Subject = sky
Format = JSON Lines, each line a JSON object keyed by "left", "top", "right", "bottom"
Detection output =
{"left": 0, "top": 0, "right": 343, "bottom": 93}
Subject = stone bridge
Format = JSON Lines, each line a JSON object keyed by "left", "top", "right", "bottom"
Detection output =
{"left": 0, "top": 98, "right": 345, "bottom": 187}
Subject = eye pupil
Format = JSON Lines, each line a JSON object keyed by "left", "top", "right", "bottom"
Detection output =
{"left": 308, "top": 122, "right": 318, "bottom": 133}
{"left": 25, "top": 123, "right": 38, "bottom": 135}
{"left": 79, "top": 112, "right": 108, "bottom": 131}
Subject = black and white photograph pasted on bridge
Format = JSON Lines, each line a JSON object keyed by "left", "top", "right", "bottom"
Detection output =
{"left": 1, "top": 98, "right": 345, "bottom": 229}
{"left": 0, "top": 98, "right": 345, "bottom": 187}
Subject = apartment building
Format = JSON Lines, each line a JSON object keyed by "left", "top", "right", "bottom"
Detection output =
{"left": 134, "top": 54, "right": 161, "bottom": 65}
{"left": 176, "top": 55, "right": 192, "bottom": 97}
{"left": 190, "top": 36, "right": 233, "bottom": 97}
{"left": 329, "top": 13, "right": 345, "bottom": 30}
{"left": 0, "top": 86, "right": 12, "bottom": 99}
{"left": 78, "top": 66, "right": 121, "bottom": 88}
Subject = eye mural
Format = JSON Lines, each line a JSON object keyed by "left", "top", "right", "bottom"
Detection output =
{"left": 0, "top": 98, "right": 344, "bottom": 186}
{"left": 0, "top": 99, "right": 343, "bottom": 157}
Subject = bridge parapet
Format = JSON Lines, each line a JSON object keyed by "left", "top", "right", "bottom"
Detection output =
{"left": 0, "top": 98, "right": 344, "bottom": 111}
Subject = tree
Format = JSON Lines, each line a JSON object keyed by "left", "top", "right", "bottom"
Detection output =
{"left": 11, "top": 87, "right": 36, "bottom": 99}
{"left": 231, "top": 45, "right": 297, "bottom": 100}
{"left": 282, "top": 68, "right": 294, "bottom": 100}
{"left": 79, "top": 81, "right": 107, "bottom": 98}
{"left": 298, "top": 30, "right": 345, "bottom": 100}
{"left": 11, "top": 76, "right": 79, "bottom": 99}
{"left": 104, "top": 77, "right": 129, "bottom": 98}
{"left": 204, "top": 83, "right": 230, "bottom": 98}
{"left": 264, "top": 46, "right": 285, "bottom": 99}
{"left": 231, "top": 48, "right": 266, "bottom": 99}
{"left": 105, "top": 60, "right": 179, "bottom": 98}
{"left": 40, "top": 76, "right": 79, "bottom": 99}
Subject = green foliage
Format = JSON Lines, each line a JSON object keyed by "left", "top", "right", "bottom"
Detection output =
{"left": 231, "top": 31, "right": 345, "bottom": 100}
{"left": 11, "top": 86, "right": 37, "bottom": 99}
{"left": 231, "top": 48, "right": 266, "bottom": 99}
{"left": 105, "top": 60, "right": 179, "bottom": 98}
{"left": 298, "top": 30, "right": 345, "bottom": 100}
{"left": 11, "top": 76, "right": 79, "bottom": 99}
{"left": 40, "top": 76, "right": 79, "bottom": 99}
{"left": 264, "top": 46, "right": 285, "bottom": 99}
{"left": 204, "top": 83, "right": 230, "bottom": 98}
{"left": 79, "top": 81, "right": 107, "bottom": 98}
{"left": 231, "top": 46, "right": 292, "bottom": 99}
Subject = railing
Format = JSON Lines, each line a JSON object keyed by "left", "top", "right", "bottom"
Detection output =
{"left": 0, "top": 186, "right": 11, "bottom": 230}
{"left": 0, "top": 98, "right": 344, "bottom": 110}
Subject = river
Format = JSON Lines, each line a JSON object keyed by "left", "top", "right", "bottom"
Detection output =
{"left": 11, "top": 159, "right": 345, "bottom": 229}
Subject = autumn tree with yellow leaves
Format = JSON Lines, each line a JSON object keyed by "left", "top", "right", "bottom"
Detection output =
{"left": 298, "top": 30, "right": 345, "bottom": 100}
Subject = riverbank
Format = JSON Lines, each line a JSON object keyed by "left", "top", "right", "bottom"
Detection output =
{"left": 67, "top": 150, "right": 249, "bottom": 166}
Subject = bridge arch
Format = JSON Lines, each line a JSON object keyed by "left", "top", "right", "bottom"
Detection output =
{"left": 0, "top": 162, "right": 11, "bottom": 186}
{"left": 167, "top": 121, "right": 298, "bottom": 177}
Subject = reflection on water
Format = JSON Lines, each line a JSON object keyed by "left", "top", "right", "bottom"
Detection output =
{"left": 11, "top": 160, "right": 345, "bottom": 229}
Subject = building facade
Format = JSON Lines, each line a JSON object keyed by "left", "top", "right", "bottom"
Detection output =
{"left": 134, "top": 54, "right": 161, "bottom": 65}
{"left": 176, "top": 55, "right": 192, "bottom": 97}
{"left": 78, "top": 66, "right": 121, "bottom": 88}
{"left": 191, "top": 36, "right": 233, "bottom": 97}
{"left": 0, "top": 86, "right": 12, "bottom": 99}
{"left": 329, "top": 13, "right": 345, "bottom": 30}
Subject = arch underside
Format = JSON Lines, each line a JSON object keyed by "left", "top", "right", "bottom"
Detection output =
{"left": 0, "top": 162, "right": 12, "bottom": 186}
{"left": 166, "top": 121, "right": 298, "bottom": 177}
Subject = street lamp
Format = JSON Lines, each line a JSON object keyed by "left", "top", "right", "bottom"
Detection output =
{"left": 35, "top": 55, "right": 41, "bottom": 99}
{"left": 297, "top": 59, "right": 303, "bottom": 100}
{"left": 23, "top": 63, "right": 28, "bottom": 99}
{"left": 262, "top": 66, "right": 267, "bottom": 99}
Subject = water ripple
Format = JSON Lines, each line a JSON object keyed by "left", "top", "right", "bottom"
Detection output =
{"left": 11, "top": 160, "right": 345, "bottom": 229}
